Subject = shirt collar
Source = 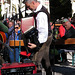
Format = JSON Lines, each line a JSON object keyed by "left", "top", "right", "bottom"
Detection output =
{"left": 34, "top": 4, "right": 42, "bottom": 12}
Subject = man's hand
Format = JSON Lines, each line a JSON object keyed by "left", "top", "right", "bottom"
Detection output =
{"left": 28, "top": 43, "right": 37, "bottom": 49}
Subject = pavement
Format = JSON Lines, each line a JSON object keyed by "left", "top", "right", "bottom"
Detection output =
{"left": 34, "top": 52, "right": 75, "bottom": 75}
{"left": 51, "top": 52, "right": 75, "bottom": 75}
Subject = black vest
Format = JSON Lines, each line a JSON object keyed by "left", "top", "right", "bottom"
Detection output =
{"left": 33, "top": 5, "right": 52, "bottom": 36}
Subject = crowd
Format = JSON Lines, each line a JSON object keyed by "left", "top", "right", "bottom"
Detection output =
{"left": 1, "top": 19, "right": 22, "bottom": 63}
{"left": 0, "top": 0, "right": 75, "bottom": 75}
{"left": 50, "top": 16, "right": 75, "bottom": 64}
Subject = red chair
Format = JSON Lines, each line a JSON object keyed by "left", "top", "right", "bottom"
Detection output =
{"left": 20, "top": 51, "right": 31, "bottom": 57}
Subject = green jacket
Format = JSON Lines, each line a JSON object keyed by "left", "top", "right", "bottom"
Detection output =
{"left": 0, "top": 21, "right": 8, "bottom": 33}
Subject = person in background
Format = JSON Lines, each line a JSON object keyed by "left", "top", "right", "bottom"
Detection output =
{"left": 5, "top": 20, "right": 14, "bottom": 41}
{"left": 50, "top": 22, "right": 54, "bottom": 30}
{"left": 8, "top": 20, "right": 14, "bottom": 28}
{"left": 9, "top": 24, "right": 21, "bottom": 63}
{"left": 59, "top": 18, "right": 75, "bottom": 62}
{"left": 3, "top": 20, "right": 14, "bottom": 62}
{"left": 59, "top": 18, "right": 75, "bottom": 38}
{"left": 16, "top": 19, "right": 21, "bottom": 27}
{"left": 59, "top": 19, "right": 66, "bottom": 38}
{"left": 62, "top": 19, "right": 75, "bottom": 39}
{"left": 3, "top": 18, "right": 9, "bottom": 27}
{"left": 6, "top": 22, "right": 22, "bottom": 63}
{"left": 23, "top": 0, "right": 52, "bottom": 75}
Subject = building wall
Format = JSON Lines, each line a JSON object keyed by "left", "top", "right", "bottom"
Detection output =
{"left": 71, "top": 0, "right": 75, "bottom": 16}
{"left": 0, "top": 0, "right": 75, "bottom": 19}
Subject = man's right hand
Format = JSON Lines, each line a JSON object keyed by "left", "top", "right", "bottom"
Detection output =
{"left": 28, "top": 43, "right": 37, "bottom": 49}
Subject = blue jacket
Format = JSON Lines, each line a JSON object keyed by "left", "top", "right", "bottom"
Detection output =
{"left": 6, "top": 26, "right": 22, "bottom": 45}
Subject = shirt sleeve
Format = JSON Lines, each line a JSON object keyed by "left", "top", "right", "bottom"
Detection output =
{"left": 36, "top": 12, "right": 48, "bottom": 43}
{"left": 8, "top": 26, "right": 14, "bottom": 35}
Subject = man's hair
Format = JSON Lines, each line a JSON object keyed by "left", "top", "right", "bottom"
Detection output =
{"left": 24, "top": 0, "right": 37, "bottom": 4}
{"left": 8, "top": 20, "right": 13, "bottom": 24}
{"left": 67, "top": 21, "right": 71, "bottom": 25}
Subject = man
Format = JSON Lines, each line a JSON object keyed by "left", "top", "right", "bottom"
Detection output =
{"left": 23, "top": 0, "right": 52, "bottom": 75}
{"left": 8, "top": 20, "right": 14, "bottom": 28}
{"left": 8, "top": 24, "right": 22, "bottom": 63}
{"left": 23, "top": 0, "right": 51, "bottom": 43}
{"left": 62, "top": 18, "right": 75, "bottom": 39}
{"left": 6, "top": 20, "right": 14, "bottom": 45}
{"left": 62, "top": 18, "right": 75, "bottom": 50}
{"left": 59, "top": 18, "right": 75, "bottom": 62}
{"left": 59, "top": 18, "right": 75, "bottom": 38}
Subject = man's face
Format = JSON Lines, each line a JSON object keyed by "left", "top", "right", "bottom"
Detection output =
{"left": 8, "top": 22, "right": 13, "bottom": 28}
{"left": 25, "top": 2, "right": 35, "bottom": 11}
{"left": 64, "top": 21, "right": 71, "bottom": 30}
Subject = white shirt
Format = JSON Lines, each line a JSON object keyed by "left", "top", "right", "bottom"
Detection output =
{"left": 34, "top": 4, "right": 48, "bottom": 43}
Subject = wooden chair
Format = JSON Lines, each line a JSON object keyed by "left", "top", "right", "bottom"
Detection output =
{"left": 55, "top": 38, "right": 75, "bottom": 66}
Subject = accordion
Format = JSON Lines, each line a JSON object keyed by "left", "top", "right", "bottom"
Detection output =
{"left": 21, "top": 17, "right": 38, "bottom": 46}
{"left": 21, "top": 17, "right": 35, "bottom": 34}
{"left": 24, "top": 27, "right": 38, "bottom": 39}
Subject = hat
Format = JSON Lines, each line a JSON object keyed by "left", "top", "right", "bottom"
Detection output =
{"left": 62, "top": 18, "right": 69, "bottom": 23}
